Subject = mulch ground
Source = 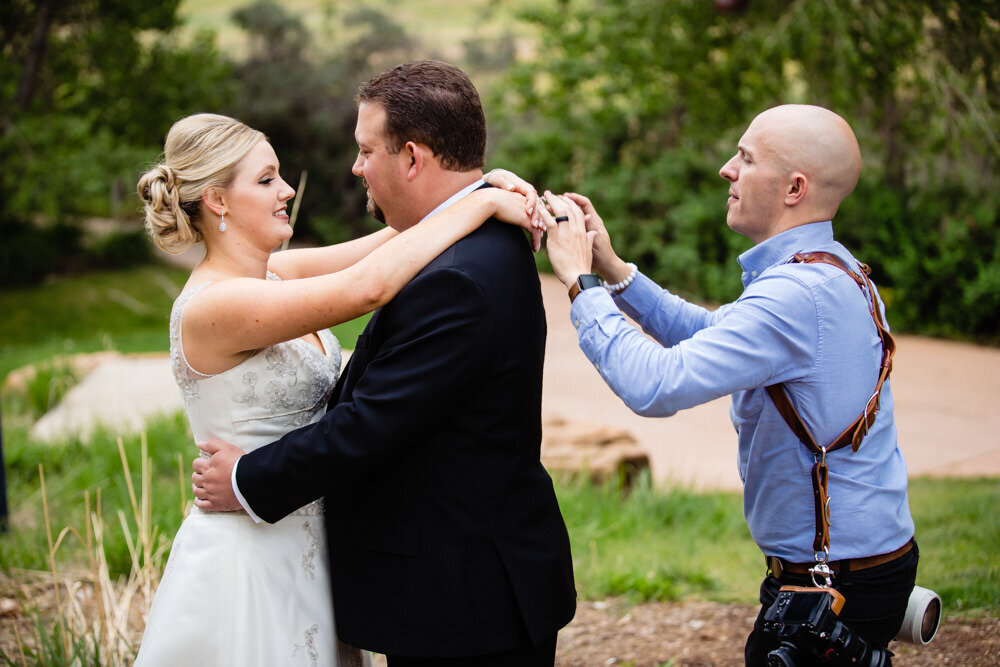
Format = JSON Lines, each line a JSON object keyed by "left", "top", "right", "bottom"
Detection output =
{"left": 4, "top": 575, "right": 998, "bottom": 665}
{"left": 554, "top": 598, "right": 1000, "bottom": 666}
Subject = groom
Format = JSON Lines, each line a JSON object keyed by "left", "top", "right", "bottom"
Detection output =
{"left": 192, "top": 60, "right": 576, "bottom": 665}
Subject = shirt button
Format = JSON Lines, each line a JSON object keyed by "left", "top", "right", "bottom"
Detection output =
{"left": 751, "top": 270, "right": 758, "bottom": 277}
{"left": 595, "top": 362, "right": 601, "bottom": 371}
{"left": 573, "top": 319, "right": 581, "bottom": 328}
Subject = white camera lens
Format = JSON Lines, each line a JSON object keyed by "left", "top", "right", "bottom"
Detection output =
{"left": 897, "top": 586, "right": 941, "bottom": 645}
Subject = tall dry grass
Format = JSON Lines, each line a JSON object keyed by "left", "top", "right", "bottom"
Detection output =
{"left": 3, "top": 435, "right": 179, "bottom": 666}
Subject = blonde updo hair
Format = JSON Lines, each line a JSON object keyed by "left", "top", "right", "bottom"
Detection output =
{"left": 137, "top": 114, "right": 265, "bottom": 254}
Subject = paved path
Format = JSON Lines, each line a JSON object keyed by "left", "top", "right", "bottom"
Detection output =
{"left": 538, "top": 274, "right": 1000, "bottom": 490}
{"left": 31, "top": 255, "right": 1000, "bottom": 490}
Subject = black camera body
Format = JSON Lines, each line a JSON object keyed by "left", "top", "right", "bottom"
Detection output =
{"left": 763, "top": 586, "right": 891, "bottom": 666}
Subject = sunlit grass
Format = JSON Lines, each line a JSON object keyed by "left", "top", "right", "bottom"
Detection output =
{"left": 176, "top": 0, "right": 542, "bottom": 62}
{"left": 1, "top": 264, "right": 997, "bottom": 661}
{"left": 0, "top": 262, "right": 370, "bottom": 382}
{"left": 906, "top": 477, "right": 1000, "bottom": 613}
{"left": 0, "top": 265, "right": 188, "bottom": 380}
{"left": 555, "top": 472, "right": 1000, "bottom": 615}
{"left": 556, "top": 472, "right": 760, "bottom": 604}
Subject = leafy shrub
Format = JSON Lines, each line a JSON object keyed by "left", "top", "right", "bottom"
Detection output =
{"left": 88, "top": 229, "right": 153, "bottom": 271}
{"left": 491, "top": 0, "right": 1000, "bottom": 342}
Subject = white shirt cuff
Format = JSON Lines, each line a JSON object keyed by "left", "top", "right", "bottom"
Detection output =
{"left": 231, "top": 458, "right": 263, "bottom": 523}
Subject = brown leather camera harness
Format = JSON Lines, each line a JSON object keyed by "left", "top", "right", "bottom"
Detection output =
{"left": 765, "top": 251, "right": 897, "bottom": 587}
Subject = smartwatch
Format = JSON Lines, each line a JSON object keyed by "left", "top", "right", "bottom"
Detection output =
{"left": 568, "top": 273, "right": 603, "bottom": 303}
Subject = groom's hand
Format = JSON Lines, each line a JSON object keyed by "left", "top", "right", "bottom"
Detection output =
{"left": 191, "top": 439, "right": 245, "bottom": 512}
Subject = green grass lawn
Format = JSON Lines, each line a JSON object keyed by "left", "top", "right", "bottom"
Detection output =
{"left": 0, "top": 263, "right": 370, "bottom": 382}
{"left": 1, "top": 265, "right": 998, "bottom": 620}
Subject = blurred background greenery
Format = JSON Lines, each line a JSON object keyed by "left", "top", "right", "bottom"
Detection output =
{"left": 2, "top": 3, "right": 999, "bottom": 659}
{"left": 2, "top": 0, "right": 998, "bottom": 339}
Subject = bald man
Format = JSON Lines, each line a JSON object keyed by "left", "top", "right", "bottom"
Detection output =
{"left": 544, "top": 105, "right": 917, "bottom": 664}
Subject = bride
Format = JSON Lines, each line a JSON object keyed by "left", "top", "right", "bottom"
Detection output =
{"left": 133, "top": 113, "right": 540, "bottom": 666}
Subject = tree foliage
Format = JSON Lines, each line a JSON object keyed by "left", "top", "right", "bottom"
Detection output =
{"left": 1, "top": 0, "right": 233, "bottom": 284}
{"left": 0, "top": 0, "right": 490, "bottom": 285}
{"left": 491, "top": 0, "right": 1000, "bottom": 340}
{"left": 2, "top": 0, "right": 997, "bottom": 340}
{"left": 222, "top": 0, "right": 416, "bottom": 244}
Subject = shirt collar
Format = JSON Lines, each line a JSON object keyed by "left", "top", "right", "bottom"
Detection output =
{"left": 419, "top": 178, "right": 486, "bottom": 223}
{"left": 738, "top": 221, "right": 835, "bottom": 287}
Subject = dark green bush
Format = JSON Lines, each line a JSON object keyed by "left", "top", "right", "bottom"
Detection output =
{"left": 490, "top": 0, "right": 1000, "bottom": 342}
{"left": 89, "top": 229, "right": 153, "bottom": 270}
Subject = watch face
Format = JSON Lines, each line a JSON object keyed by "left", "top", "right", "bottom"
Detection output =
{"left": 578, "top": 274, "right": 603, "bottom": 290}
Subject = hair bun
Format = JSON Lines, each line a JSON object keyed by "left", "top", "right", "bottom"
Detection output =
{"left": 136, "top": 113, "right": 265, "bottom": 255}
{"left": 138, "top": 162, "right": 199, "bottom": 254}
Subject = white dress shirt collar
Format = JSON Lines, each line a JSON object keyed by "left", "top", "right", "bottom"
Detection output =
{"left": 419, "top": 178, "right": 486, "bottom": 223}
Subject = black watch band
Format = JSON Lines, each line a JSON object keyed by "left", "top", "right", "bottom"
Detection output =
{"left": 568, "top": 273, "right": 603, "bottom": 303}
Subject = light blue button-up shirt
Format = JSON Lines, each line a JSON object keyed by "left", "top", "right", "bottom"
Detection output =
{"left": 570, "top": 221, "right": 914, "bottom": 561}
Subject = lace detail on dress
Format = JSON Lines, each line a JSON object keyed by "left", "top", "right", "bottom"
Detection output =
{"left": 254, "top": 340, "right": 337, "bottom": 426}
{"left": 301, "top": 519, "right": 320, "bottom": 579}
{"left": 265, "top": 346, "right": 299, "bottom": 382}
{"left": 292, "top": 624, "right": 319, "bottom": 666}
{"left": 232, "top": 372, "right": 259, "bottom": 405}
{"left": 292, "top": 341, "right": 334, "bottom": 415}
{"left": 169, "top": 282, "right": 213, "bottom": 405}
{"left": 290, "top": 499, "right": 324, "bottom": 516}
{"left": 265, "top": 378, "right": 297, "bottom": 412}
{"left": 140, "top": 269, "right": 345, "bottom": 667}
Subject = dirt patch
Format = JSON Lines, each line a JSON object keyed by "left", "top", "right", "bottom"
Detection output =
{"left": 4, "top": 573, "right": 998, "bottom": 664}
{"left": 555, "top": 598, "right": 1000, "bottom": 666}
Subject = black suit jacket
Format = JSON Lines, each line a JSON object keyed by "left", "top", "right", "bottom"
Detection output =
{"left": 237, "top": 217, "right": 576, "bottom": 657}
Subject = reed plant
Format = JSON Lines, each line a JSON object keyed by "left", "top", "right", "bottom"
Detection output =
{"left": 1, "top": 436, "right": 177, "bottom": 666}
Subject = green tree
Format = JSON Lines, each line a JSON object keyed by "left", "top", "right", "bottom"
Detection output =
{"left": 492, "top": 0, "right": 1000, "bottom": 340}
{"left": 1, "top": 0, "right": 233, "bottom": 284}
{"left": 224, "top": 0, "right": 416, "bottom": 244}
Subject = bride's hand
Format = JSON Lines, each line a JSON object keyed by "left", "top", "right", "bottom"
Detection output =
{"left": 484, "top": 168, "right": 542, "bottom": 229}
{"left": 483, "top": 187, "right": 544, "bottom": 252}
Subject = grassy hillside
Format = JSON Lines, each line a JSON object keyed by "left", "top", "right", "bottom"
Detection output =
{"left": 178, "top": 0, "right": 540, "bottom": 64}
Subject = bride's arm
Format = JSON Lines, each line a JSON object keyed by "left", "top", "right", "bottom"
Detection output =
{"left": 182, "top": 187, "right": 533, "bottom": 373}
{"left": 266, "top": 227, "right": 398, "bottom": 280}
{"left": 270, "top": 168, "right": 542, "bottom": 281}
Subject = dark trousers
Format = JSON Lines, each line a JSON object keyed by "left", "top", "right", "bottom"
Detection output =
{"left": 386, "top": 634, "right": 558, "bottom": 667}
{"left": 745, "top": 540, "right": 919, "bottom": 666}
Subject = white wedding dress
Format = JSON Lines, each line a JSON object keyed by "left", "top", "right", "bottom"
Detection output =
{"left": 135, "top": 277, "right": 369, "bottom": 667}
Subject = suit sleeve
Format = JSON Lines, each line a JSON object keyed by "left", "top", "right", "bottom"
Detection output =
{"left": 236, "top": 266, "right": 493, "bottom": 523}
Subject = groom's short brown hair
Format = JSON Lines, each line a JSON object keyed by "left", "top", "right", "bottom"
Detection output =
{"left": 357, "top": 60, "right": 486, "bottom": 172}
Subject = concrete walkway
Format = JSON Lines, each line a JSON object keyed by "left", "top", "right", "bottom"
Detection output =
{"left": 30, "top": 266, "right": 1000, "bottom": 490}
{"left": 538, "top": 274, "right": 1000, "bottom": 490}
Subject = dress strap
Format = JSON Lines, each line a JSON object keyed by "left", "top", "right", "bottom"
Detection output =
{"left": 170, "top": 282, "right": 214, "bottom": 380}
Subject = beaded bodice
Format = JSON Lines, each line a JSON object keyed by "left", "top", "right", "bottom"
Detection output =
{"left": 168, "top": 274, "right": 341, "bottom": 462}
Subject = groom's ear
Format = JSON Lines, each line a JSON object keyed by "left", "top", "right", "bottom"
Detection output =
{"left": 404, "top": 141, "right": 430, "bottom": 181}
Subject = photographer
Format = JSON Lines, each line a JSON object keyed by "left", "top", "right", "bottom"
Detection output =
{"left": 543, "top": 105, "right": 918, "bottom": 664}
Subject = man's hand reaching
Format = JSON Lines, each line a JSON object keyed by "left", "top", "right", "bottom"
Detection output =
{"left": 191, "top": 439, "right": 246, "bottom": 512}
{"left": 563, "top": 192, "right": 631, "bottom": 284}
{"left": 540, "top": 191, "right": 597, "bottom": 289}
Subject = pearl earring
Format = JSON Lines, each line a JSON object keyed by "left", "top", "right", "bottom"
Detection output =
{"left": 219, "top": 212, "right": 227, "bottom": 232}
